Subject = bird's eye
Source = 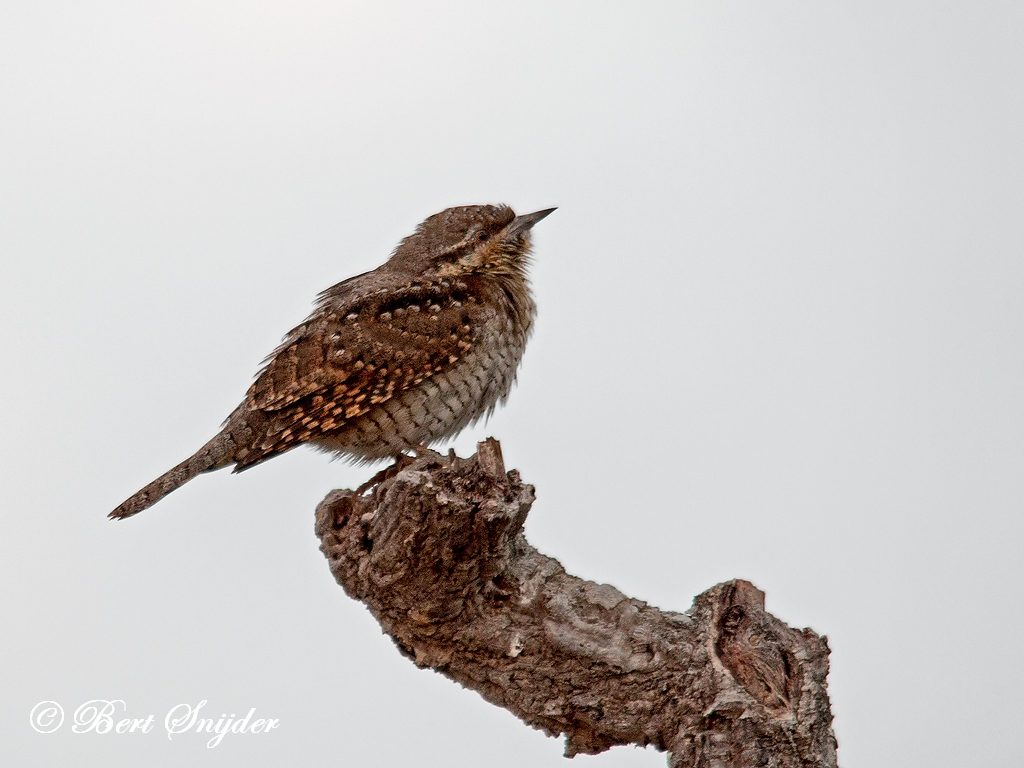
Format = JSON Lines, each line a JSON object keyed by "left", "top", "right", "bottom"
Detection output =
{"left": 477, "top": 231, "right": 489, "bottom": 242}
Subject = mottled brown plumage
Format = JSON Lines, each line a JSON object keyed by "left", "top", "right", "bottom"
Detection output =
{"left": 109, "top": 204, "right": 554, "bottom": 519}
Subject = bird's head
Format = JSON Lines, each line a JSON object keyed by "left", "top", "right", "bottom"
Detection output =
{"left": 390, "top": 204, "right": 555, "bottom": 280}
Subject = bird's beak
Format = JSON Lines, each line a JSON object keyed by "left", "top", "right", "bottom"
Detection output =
{"left": 507, "top": 207, "right": 557, "bottom": 236}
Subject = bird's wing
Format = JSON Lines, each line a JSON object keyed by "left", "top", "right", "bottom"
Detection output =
{"left": 235, "top": 280, "right": 478, "bottom": 467}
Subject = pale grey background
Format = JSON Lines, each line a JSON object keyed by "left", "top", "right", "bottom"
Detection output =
{"left": 2, "top": 1, "right": 1022, "bottom": 766}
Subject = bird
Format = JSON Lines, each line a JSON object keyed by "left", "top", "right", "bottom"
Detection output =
{"left": 109, "top": 204, "right": 555, "bottom": 520}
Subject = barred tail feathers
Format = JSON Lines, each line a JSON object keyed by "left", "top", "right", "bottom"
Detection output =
{"left": 108, "top": 433, "right": 233, "bottom": 520}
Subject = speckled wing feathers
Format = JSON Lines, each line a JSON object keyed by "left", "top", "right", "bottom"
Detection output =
{"left": 233, "top": 280, "right": 481, "bottom": 468}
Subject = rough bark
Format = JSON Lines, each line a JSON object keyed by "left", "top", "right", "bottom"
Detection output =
{"left": 315, "top": 439, "right": 838, "bottom": 767}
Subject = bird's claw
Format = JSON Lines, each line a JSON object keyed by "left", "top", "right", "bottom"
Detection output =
{"left": 355, "top": 453, "right": 416, "bottom": 496}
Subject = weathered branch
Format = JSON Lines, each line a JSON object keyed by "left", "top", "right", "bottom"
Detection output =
{"left": 315, "top": 439, "right": 838, "bottom": 767}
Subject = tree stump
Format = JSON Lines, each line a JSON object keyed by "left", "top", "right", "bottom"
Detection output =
{"left": 315, "top": 439, "right": 838, "bottom": 767}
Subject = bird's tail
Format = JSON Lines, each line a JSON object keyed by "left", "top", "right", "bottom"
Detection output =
{"left": 108, "top": 432, "right": 234, "bottom": 520}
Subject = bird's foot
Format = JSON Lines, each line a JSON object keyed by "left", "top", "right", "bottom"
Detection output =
{"left": 355, "top": 453, "right": 416, "bottom": 496}
{"left": 410, "top": 443, "right": 459, "bottom": 463}
{"left": 408, "top": 442, "right": 460, "bottom": 466}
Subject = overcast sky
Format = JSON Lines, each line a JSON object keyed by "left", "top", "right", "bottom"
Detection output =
{"left": 3, "top": 2, "right": 1023, "bottom": 766}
